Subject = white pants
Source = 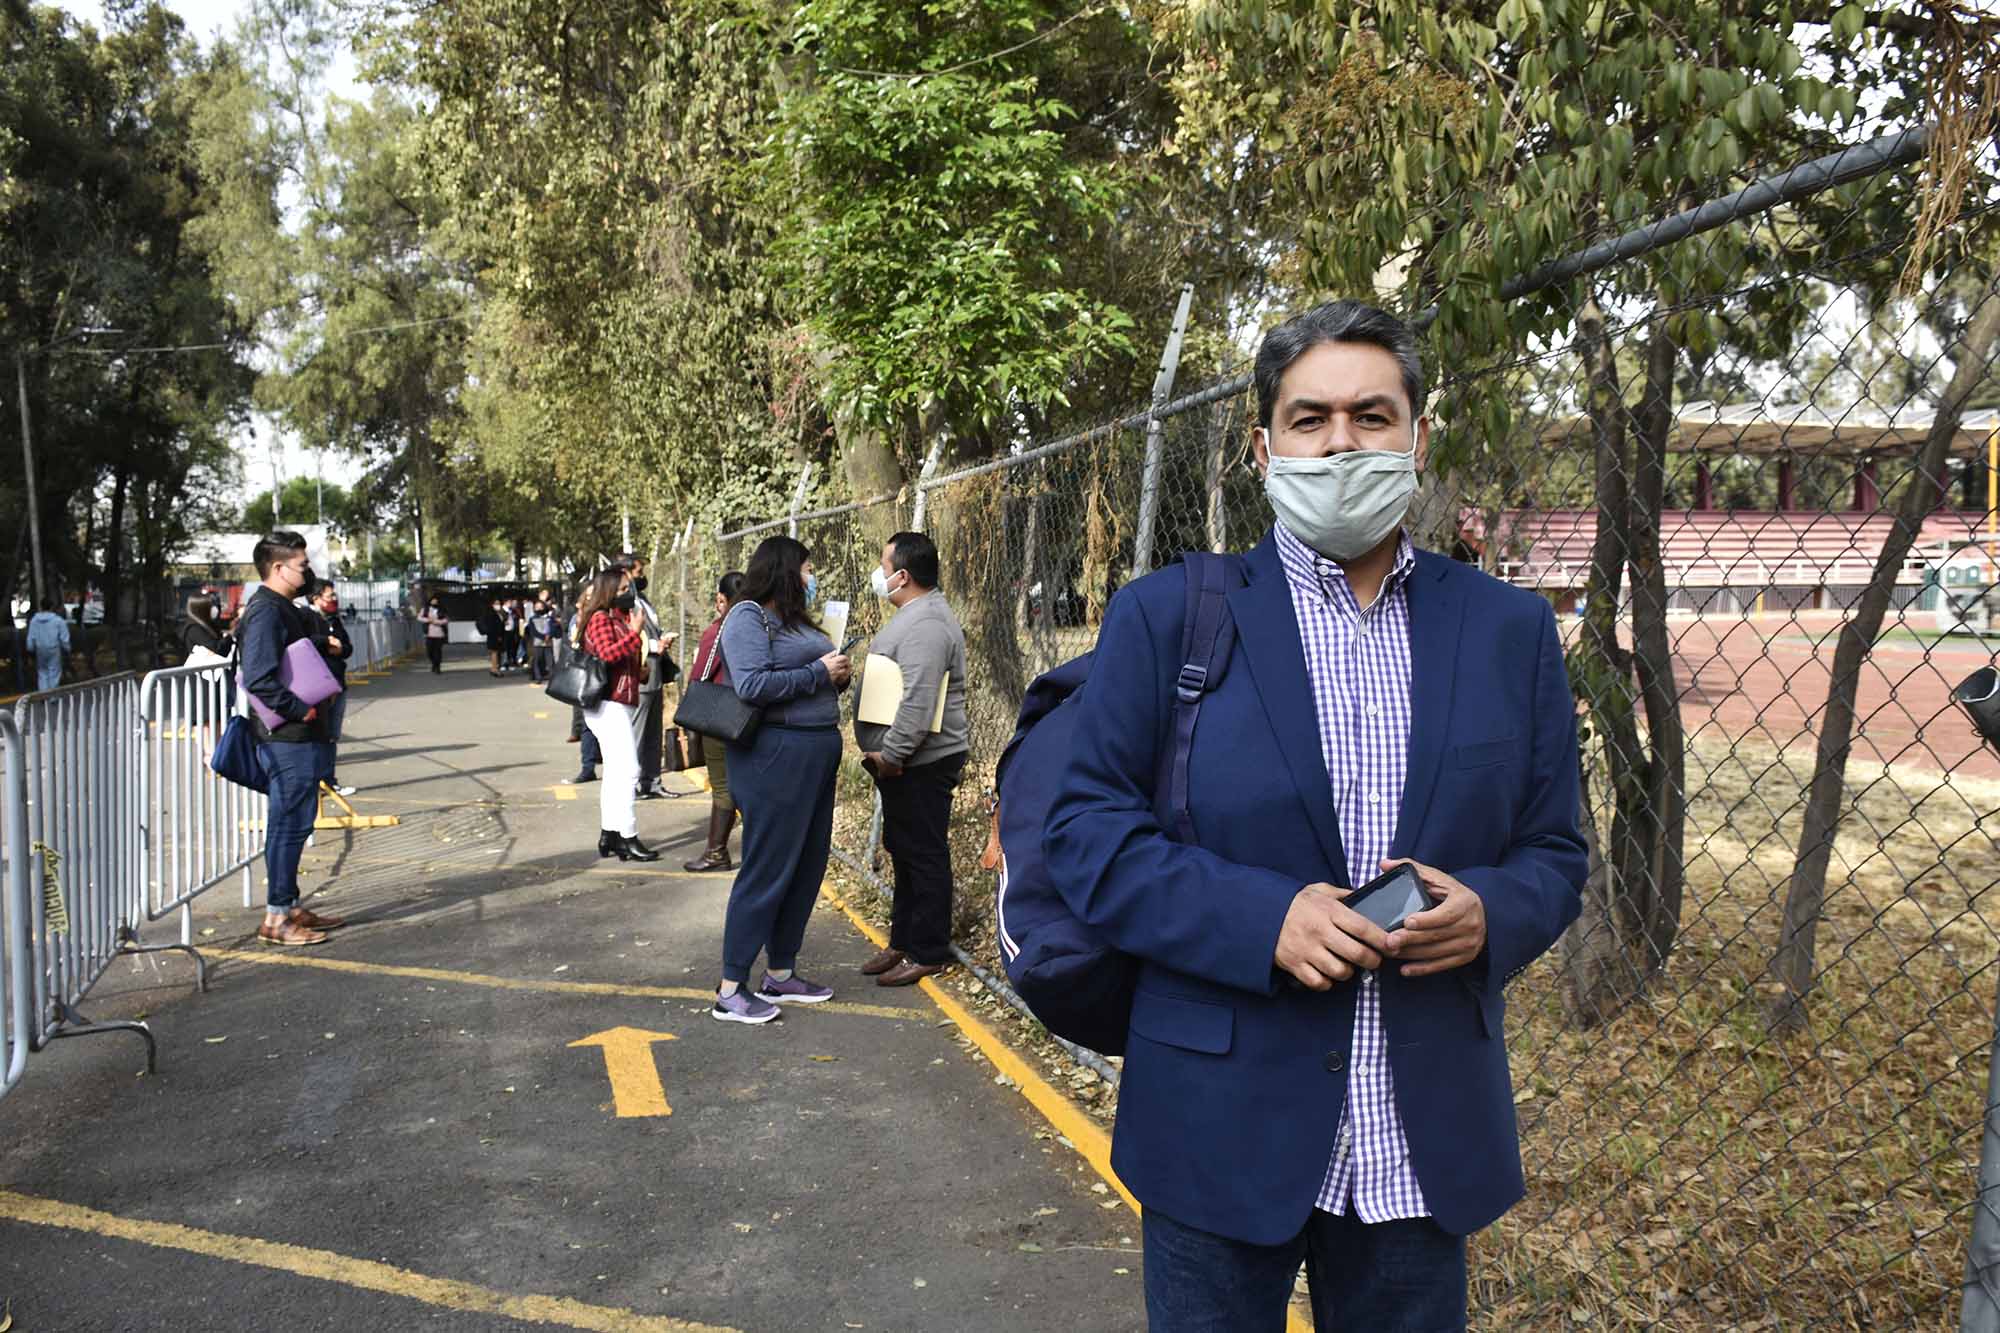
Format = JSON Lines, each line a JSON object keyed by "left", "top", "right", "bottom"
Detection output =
{"left": 584, "top": 699, "right": 639, "bottom": 836}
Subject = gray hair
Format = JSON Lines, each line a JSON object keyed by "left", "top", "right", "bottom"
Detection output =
{"left": 1254, "top": 300, "right": 1424, "bottom": 429}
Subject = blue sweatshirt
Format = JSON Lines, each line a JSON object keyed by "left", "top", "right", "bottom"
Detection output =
{"left": 719, "top": 601, "right": 843, "bottom": 728}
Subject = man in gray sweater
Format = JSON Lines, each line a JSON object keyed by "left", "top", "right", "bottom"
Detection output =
{"left": 857, "top": 532, "right": 970, "bottom": 986}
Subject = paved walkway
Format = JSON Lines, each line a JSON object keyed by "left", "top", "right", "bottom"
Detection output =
{"left": 0, "top": 645, "right": 1144, "bottom": 1331}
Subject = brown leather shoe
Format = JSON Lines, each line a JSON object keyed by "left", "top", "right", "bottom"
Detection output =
{"left": 859, "top": 947, "right": 906, "bottom": 976}
{"left": 876, "top": 958, "right": 949, "bottom": 987}
{"left": 289, "top": 906, "right": 346, "bottom": 930}
{"left": 257, "top": 917, "right": 329, "bottom": 947}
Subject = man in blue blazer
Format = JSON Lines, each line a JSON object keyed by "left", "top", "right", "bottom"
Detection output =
{"left": 1045, "top": 300, "right": 1587, "bottom": 1331}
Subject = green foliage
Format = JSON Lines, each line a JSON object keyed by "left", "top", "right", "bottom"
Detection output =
{"left": 0, "top": 2, "right": 257, "bottom": 617}
{"left": 767, "top": 0, "right": 1137, "bottom": 446}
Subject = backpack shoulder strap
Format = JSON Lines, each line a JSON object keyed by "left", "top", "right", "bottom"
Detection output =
{"left": 1165, "top": 552, "right": 1245, "bottom": 843}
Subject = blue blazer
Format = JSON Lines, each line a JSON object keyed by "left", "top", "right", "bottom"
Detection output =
{"left": 1043, "top": 533, "right": 1586, "bottom": 1243}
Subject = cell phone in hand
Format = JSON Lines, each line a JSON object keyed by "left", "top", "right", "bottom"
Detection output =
{"left": 1341, "top": 864, "right": 1430, "bottom": 934}
{"left": 841, "top": 635, "right": 864, "bottom": 655}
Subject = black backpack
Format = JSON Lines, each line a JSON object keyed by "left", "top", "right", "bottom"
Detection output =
{"left": 992, "top": 552, "right": 1245, "bottom": 1055}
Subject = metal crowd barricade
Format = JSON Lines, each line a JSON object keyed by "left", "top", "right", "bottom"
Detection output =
{"left": 138, "top": 661, "right": 264, "bottom": 947}
{"left": 1, "top": 710, "right": 31, "bottom": 1103}
{"left": 13, "top": 675, "right": 162, "bottom": 1069}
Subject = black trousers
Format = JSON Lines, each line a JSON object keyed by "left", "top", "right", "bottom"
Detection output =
{"left": 877, "top": 751, "right": 967, "bottom": 965}
{"left": 635, "top": 689, "right": 663, "bottom": 784}
{"left": 426, "top": 639, "right": 444, "bottom": 672}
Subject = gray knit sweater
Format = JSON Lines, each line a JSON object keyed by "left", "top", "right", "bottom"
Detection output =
{"left": 865, "top": 589, "right": 970, "bottom": 768}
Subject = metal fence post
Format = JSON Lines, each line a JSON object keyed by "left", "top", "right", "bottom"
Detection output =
{"left": 1130, "top": 282, "right": 1195, "bottom": 581}
{"left": 788, "top": 464, "right": 814, "bottom": 538}
{"left": 1964, "top": 974, "right": 2000, "bottom": 1332}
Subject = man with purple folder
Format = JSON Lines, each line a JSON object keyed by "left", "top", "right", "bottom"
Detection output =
{"left": 238, "top": 531, "right": 347, "bottom": 947}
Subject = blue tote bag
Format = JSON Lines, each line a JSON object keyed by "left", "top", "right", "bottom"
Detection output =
{"left": 210, "top": 715, "right": 269, "bottom": 793}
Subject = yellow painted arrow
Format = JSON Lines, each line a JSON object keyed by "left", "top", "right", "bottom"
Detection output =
{"left": 568, "top": 1027, "right": 679, "bottom": 1118}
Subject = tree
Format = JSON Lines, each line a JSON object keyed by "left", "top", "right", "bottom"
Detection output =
{"left": 0, "top": 2, "right": 256, "bottom": 621}
{"left": 1165, "top": 0, "right": 1971, "bottom": 1024}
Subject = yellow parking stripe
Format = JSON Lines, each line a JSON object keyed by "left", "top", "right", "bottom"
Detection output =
{"left": 0, "top": 1188, "right": 737, "bottom": 1332}
{"left": 209, "top": 948, "right": 919, "bottom": 1022}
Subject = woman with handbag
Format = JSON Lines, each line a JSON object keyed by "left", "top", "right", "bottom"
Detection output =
{"left": 682, "top": 571, "right": 745, "bottom": 872}
{"left": 577, "top": 569, "right": 661, "bottom": 863}
{"left": 710, "top": 537, "right": 852, "bottom": 1024}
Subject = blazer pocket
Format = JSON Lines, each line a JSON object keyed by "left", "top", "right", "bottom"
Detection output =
{"left": 1129, "top": 989, "right": 1233, "bottom": 1056}
{"left": 1454, "top": 738, "right": 1519, "bottom": 769}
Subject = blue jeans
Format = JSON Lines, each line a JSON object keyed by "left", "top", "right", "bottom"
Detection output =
{"left": 1142, "top": 1205, "right": 1467, "bottom": 1332}
{"left": 260, "top": 741, "right": 330, "bottom": 911}
{"left": 721, "top": 725, "right": 840, "bottom": 983}
{"left": 321, "top": 692, "right": 348, "bottom": 784}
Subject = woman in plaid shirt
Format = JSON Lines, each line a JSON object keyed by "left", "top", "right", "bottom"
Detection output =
{"left": 578, "top": 568, "right": 661, "bottom": 862}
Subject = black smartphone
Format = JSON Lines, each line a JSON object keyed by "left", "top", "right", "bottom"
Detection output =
{"left": 1341, "top": 864, "right": 1430, "bottom": 934}
{"left": 841, "top": 635, "right": 865, "bottom": 654}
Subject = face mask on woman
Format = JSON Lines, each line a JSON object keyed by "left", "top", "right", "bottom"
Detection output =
{"left": 803, "top": 573, "right": 818, "bottom": 606}
{"left": 612, "top": 590, "right": 637, "bottom": 612}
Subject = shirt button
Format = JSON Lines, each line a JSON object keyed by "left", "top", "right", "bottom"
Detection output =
{"left": 1324, "top": 1051, "right": 1345, "bottom": 1073}
{"left": 1368, "top": 792, "right": 1381, "bottom": 805}
{"left": 1366, "top": 705, "right": 1380, "bottom": 717}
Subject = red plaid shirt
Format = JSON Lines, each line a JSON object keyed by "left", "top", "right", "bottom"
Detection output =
{"left": 582, "top": 610, "right": 643, "bottom": 706}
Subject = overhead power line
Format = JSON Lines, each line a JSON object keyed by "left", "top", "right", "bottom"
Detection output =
{"left": 52, "top": 313, "right": 470, "bottom": 358}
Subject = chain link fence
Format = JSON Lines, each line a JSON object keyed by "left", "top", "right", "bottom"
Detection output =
{"left": 672, "top": 118, "right": 2000, "bottom": 1329}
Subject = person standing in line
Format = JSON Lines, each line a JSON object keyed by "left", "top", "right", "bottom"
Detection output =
{"left": 307, "top": 581, "right": 356, "bottom": 797}
{"left": 568, "top": 586, "right": 602, "bottom": 784}
{"left": 238, "top": 531, "right": 346, "bottom": 947}
{"left": 25, "top": 597, "right": 70, "bottom": 692}
{"left": 712, "top": 536, "right": 852, "bottom": 1025}
{"left": 504, "top": 596, "right": 525, "bottom": 670}
{"left": 480, "top": 596, "right": 506, "bottom": 676}
{"left": 577, "top": 568, "right": 660, "bottom": 862}
{"left": 420, "top": 595, "right": 449, "bottom": 673}
{"left": 179, "top": 595, "right": 231, "bottom": 661}
{"left": 1045, "top": 300, "right": 1587, "bottom": 1331}
{"left": 682, "top": 571, "right": 745, "bottom": 872}
{"left": 857, "top": 533, "right": 971, "bottom": 987}
{"left": 527, "top": 595, "right": 560, "bottom": 683}
{"left": 614, "top": 552, "right": 680, "bottom": 800}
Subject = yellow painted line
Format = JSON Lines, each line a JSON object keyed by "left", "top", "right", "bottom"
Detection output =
{"left": 817, "top": 882, "right": 1313, "bottom": 1327}
{"left": 208, "top": 948, "right": 918, "bottom": 1022}
{"left": 0, "top": 1188, "right": 736, "bottom": 1332}
{"left": 570, "top": 1026, "right": 678, "bottom": 1117}
{"left": 533, "top": 711, "right": 552, "bottom": 719}
{"left": 552, "top": 785, "right": 579, "bottom": 801}
{"left": 819, "top": 879, "right": 1137, "bottom": 1211}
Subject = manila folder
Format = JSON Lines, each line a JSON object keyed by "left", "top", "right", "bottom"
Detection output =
{"left": 856, "top": 653, "right": 947, "bottom": 732}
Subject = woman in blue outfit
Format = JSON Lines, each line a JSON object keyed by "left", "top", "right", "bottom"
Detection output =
{"left": 713, "top": 536, "right": 854, "bottom": 1024}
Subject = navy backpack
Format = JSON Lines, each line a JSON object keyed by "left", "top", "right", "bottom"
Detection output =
{"left": 993, "top": 552, "right": 1244, "bottom": 1056}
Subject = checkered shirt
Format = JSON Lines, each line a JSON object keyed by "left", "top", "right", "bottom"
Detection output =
{"left": 1271, "top": 520, "right": 1431, "bottom": 1222}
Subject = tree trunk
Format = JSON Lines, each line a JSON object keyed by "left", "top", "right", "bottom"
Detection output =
{"left": 104, "top": 465, "right": 129, "bottom": 627}
{"left": 1564, "top": 294, "right": 1648, "bottom": 1024}
{"left": 1767, "top": 282, "right": 2000, "bottom": 1032}
{"left": 1624, "top": 321, "right": 1686, "bottom": 975}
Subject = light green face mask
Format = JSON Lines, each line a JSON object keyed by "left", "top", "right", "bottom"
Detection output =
{"left": 1262, "top": 431, "right": 1418, "bottom": 562}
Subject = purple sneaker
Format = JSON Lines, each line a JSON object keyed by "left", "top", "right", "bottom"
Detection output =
{"left": 755, "top": 972, "right": 833, "bottom": 1004}
{"left": 712, "top": 989, "right": 782, "bottom": 1024}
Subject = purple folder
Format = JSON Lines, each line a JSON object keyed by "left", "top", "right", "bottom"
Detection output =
{"left": 240, "top": 637, "right": 343, "bottom": 730}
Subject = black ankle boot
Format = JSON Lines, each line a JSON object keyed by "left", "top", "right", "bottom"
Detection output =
{"left": 622, "top": 834, "right": 661, "bottom": 863}
{"left": 597, "top": 830, "right": 621, "bottom": 859}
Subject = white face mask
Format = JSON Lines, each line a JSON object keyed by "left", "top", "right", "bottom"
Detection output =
{"left": 869, "top": 565, "right": 903, "bottom": 601}
{"left": 1261, "top": 430, "right": 1418, "bottom": 561}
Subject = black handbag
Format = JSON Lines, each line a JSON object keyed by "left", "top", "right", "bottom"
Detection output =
{"left": 545, "top": 633, "right": 609, "bottom": 709}
{"left": 673, "top": 612, "right": 762, "bottom": 744}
